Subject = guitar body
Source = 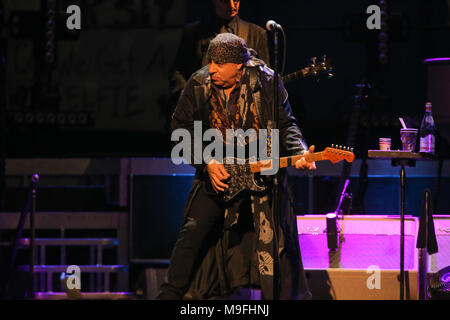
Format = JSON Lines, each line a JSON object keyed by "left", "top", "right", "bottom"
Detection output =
{"left": 221, "top": 157, "right": 269, "bottom": 202}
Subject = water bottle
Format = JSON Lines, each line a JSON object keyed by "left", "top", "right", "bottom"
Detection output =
{"left": 419, "top": 102, "right": 435, "bottom": 153}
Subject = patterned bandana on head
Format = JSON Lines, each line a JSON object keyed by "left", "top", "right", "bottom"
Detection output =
{"left": 206, "top": 33, "right": 250, "bottom": 65}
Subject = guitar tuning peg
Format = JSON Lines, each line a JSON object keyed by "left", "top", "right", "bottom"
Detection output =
{"left": 331, "top": 144, "right": 334, "bottom": 148}
{"left": 310, "top": 57, "right": 317, "bottom": 65}
{"left": 351, "top": 148, "right": 354, "bottom": 152}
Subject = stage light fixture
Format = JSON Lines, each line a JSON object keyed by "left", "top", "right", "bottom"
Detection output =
{"left": 25, "top": 112, "right": 34, "bottom": 124}
{"left": 36, "top": 112, "right": 46, "bottom": 125}
{"left": 9, "top": 11, "right": 41, "bottom": 39}
{"left": 78, "top": 113, "right": 88, "bottom": 126}
{"left": 46, "top": 112, "right": 56, "bottom": 125}
{"left": 378, "top": 0, "right": 389, "bottom": 65}
{"left": 14, "top": 112, "right": 24, "bottom": 124}
{"left": 68, "top": 113, "right": 77, "bottom": 126}
{"left": 378, "top": 42, "right": 388, "bottom": 54}
{"left": 10, "top": 111, "right": 92, "bottom": 127}
{"left": 57, "top": 113, "right": 66, "bottom": 125}
{"left": 44, "top": 0, "right": 56, "bottom": 64}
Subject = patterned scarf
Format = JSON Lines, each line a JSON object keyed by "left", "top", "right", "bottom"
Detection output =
{"left": 209, "top": 71, "right": 261, "bottom": 140}
{"left": 208, "top": 70, "right": 276, "bottom": 298}
{"left": 218, "top": 192, "right": 277, "bottom": 299}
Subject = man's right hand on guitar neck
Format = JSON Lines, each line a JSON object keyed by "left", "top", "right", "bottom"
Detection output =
{"left": 207, "top": 160, "right": 230, "bottom": 193}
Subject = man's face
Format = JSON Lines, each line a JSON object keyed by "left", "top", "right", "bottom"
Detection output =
{"left": 209, "top": 61, "right": 243, "bottom": 89}
{"left": 213, "top": 0, "right": 240, "bottom": 20}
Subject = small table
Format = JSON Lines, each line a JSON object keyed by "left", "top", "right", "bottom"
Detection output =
{"left": 368, "top": 150, "right": 436, "bottom": 300}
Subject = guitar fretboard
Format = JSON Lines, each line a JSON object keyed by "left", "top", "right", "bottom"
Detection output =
{"left": 281, "top": 69, "right": 308, "bottom": 84}
{"left": 249, "top": 152, "right": 325, "bottom": 173}
{"left": 247, "top": 147, "right": 354, "bottom": 173}
{"left": 280, "top": 152, "right": 325, "bottom": 168}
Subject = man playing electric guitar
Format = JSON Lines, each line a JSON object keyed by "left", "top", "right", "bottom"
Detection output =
{"left": 158, "top": 33, "right": 319, "bottom": 300}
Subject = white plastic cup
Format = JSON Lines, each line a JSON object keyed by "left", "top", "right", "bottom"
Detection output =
{"left": 379, "top": 138, "right": 391, "bottom": 151}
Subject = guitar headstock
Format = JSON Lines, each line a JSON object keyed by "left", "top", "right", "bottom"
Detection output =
{"left": 303, "top": 54, "right": 333, "bottom": 81}
{"left": 323, "top": 145, "right": 355, "bottom": 163}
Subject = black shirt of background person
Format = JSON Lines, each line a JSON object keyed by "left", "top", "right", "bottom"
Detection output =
{"left": 169, "top": 15, "right": 270, "bottom": 96}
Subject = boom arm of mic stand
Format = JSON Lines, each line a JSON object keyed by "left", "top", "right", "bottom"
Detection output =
{"left": 335, "top": 179, "right": 350, "bottom": 218}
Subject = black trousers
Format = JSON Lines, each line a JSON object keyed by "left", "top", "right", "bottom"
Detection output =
{"left": 157, "top": 181, "right": 225, "bottom": 299}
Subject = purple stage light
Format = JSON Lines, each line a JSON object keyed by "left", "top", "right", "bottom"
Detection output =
{"left": 424, "top": 57, "right": 450, "bottom": 63}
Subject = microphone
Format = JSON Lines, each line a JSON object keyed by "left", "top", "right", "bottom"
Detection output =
{"left": 326, "top": 212, "right": 338, "bottom": 251}
{"left": 266, "top": 20, "right": 281, "bottom": 31}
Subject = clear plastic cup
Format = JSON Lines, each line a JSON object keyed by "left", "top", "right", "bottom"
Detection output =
{"left": 400, "top": 128, "right": 418, "bottom": 152}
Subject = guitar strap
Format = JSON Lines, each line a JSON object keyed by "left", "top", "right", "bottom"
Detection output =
{"left": 194, "top": 84, "right": 212, "bottom": 129}
{"left": 247, "top": 65, "right": 263, "bottom": 127}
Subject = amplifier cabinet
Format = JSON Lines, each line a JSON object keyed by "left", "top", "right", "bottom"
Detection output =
{"left": 297, "top": 215, "right": 420, "bottom": 300}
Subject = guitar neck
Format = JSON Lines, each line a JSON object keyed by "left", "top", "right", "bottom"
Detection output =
{"left": 250, "top": 152, "right": 325, "bottom": 173}
{"left": 281, "top": 68, "right": 308, "bottom": 84}
{"left": 280, "top": 152, "right": 325, "bottom": 168}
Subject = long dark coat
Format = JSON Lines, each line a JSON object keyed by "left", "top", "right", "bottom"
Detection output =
{"left": 171, "top": 57, "right": 311, "bottom": 300}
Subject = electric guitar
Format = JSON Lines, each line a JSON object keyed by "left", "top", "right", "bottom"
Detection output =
{"left": 220, "top": 146, "right": 355, "bottom": 202}
{"left": 281, "top": 55, "right": 333, "bottom": 84}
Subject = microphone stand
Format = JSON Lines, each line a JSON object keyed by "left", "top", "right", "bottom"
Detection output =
{"left": 4, "top": 174, "right": 39, "bottom": 299}
{"left": 417, "top": 189, "right": 439, "bottom": 299}
{"left": 270, "top": 27, "right": 280, "bottom": 300}
{"left": 0, "top": 12, "right": 6, "bottom": 212}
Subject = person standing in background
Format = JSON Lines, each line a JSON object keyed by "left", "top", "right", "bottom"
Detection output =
{"left": 168, "top": 0, "right": 270, "bottom": 111}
